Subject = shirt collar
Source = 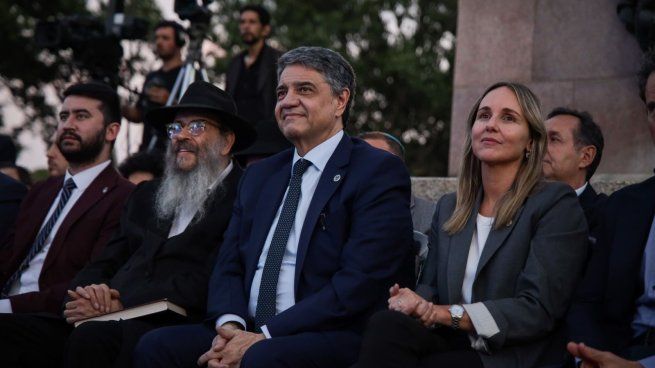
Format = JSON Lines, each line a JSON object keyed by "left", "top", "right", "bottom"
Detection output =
{"left": 64, "top": 160, "right": 111, "bottom": 192}
{"left": 574, "top": 182, "right": 589, "bottom": 197}
{"left": 208, "top": 160, "right": 234, "bottom": 192}
{"left": 292, "top": 130, "right": 344, "bottom": 172}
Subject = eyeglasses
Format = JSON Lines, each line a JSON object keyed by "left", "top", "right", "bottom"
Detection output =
{"left": 165, "top": 120, "right": 207, "bottom": 139}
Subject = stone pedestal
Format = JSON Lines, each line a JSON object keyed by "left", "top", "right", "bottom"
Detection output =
{"left": 449, "top": 0, "right": 652, "bottom": 176}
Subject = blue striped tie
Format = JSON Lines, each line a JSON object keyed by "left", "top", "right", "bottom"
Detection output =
{"left": 254, "top": 158, "right": 311, "bottom": 330}
{"left": 1, "top": 178, "right": 77, "bottom": 297}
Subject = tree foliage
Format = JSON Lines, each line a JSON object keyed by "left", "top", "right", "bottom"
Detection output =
{"left": 209, "top": 0, "right": 457, "bottom": 175}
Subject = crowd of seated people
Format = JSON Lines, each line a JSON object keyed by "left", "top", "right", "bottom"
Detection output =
{"left": 1, "top": 5, "right": 655, "bottom": 368}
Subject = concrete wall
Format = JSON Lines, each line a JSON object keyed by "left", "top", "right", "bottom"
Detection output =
{"left": 449, "top": 0, "right": 652, "bottom": 176}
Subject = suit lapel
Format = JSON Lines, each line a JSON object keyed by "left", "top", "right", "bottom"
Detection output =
{"left": 475, "top": 206, "right": 523, "bottom": 278}
{"left": 446, "top": 195, "right": 480, "bottom": 303}
{"left": 42, "top": 166, "right": 120, "bottom": 272}
{"left": 26, "top": 177, "right": 64, "bottom": 245}
{"left": 294, "top": 136, "right": 351, "bottom": 289}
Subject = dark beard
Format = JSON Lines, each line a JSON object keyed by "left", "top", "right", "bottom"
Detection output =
{"left": 241, "top": 33, "right": 261, "bottom": 46}
{"left": 57, "top": 128, "right": 105, "bottom": 166}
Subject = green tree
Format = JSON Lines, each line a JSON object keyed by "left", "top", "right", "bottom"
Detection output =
{"left": 0, "top": 0, "right": 161, "bottom": 146}
{"left": 209, "top": 0, "right": 456, "bottom": 175}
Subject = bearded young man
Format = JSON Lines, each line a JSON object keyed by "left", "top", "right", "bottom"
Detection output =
{"left": 225, "top": 4, "right": 281, "bottom": 124}
{"left": 0, "top": 82, "right": 133, "bottom": 316}
{"left": 0, "top": 81, "right": 256, "bottom": 368}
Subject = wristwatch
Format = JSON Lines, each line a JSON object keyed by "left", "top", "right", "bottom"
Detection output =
{"left": 448, "top": 304, "right": 465, "bottom": 330}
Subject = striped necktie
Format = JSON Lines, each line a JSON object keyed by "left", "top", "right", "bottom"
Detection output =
{"left": 1, "top": 178, "right": 77, "bottom": 297}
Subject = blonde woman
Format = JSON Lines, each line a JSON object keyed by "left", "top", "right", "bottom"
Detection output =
{"left": 356, "top": 82, "right": 588, "bottom": 368}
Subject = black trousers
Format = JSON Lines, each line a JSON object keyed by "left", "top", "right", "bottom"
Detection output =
{"left": 0, "top": 313, "right": 171, "bottom": 368}
{"left": 355, "top": 310, "right": 484, "bottom": 368}
{"left": 0, "top": 313, "right": 72, "bottom": 368}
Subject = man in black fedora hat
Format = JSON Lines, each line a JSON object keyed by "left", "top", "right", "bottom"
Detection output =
{"left": 0, "top": 81, "right": 256, "bottom": 368}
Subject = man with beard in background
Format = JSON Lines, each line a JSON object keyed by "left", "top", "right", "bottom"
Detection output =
{"left": 0, "top": 82, "right": 133, "bottom": 316}
{"left": 0, "top": 81, "right": 256, "bottom": 368}
{"left": 123, "top": 20, "right": 186, "bottom": 152}
{"left": 226, "top": 4, "right": 281, "bottom": 124}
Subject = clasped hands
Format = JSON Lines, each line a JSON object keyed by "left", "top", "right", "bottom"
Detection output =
{"left": 197, "top": 323, "right": 264, "bottom": 368}
{"left": 63, "top": 283, "right": 123, "bottom": 324}
{"left": 388, "top": 283, "right": 449, "bottom": 328}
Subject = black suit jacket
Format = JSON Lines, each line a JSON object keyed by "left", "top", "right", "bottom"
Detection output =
{"left": 68, "top": 166, "right": 242, "bottom": 320}
{"left": 578, "top": 184, "right": 607, "bottom": 240}
{"left": 225, "top": 43, "right": 281, "bottom": 122}
{"left": 0, "top": 173, "right": 27, "bottom": 245}
{"left": 568, "top": 175, "right": 655, "bottom": 353}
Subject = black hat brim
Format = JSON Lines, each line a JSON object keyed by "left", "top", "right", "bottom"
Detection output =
{"left": 146, "top": 104, "right": 257, "bottom": 152}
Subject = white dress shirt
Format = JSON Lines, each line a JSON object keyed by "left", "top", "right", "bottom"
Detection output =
{"left": 0, "top": 160, "right": 111, "bottom": 313}
{"left": 460, "top": 213, "right": 501, "bottom": 352}
{"left": 574, "top": 182, "right": 588, "bottom": 197}
{"left": 217, "top": 130, "right": 344, "bottom": 337}
{"left": 168, "top": 161, "right": 233, "bottom": 238}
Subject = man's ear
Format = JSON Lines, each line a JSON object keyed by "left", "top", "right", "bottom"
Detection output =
{"left": 105, "top": 122, "right": 121, "bottom": 143}
{"left": 334, "top": 88, "right": 350, "bottom": 119}
{"left": 578, "top": 145, "right": 597, "bottom": 170}
{"left": 221, "top": 131, "right": 236, "bottom": 156}
{"left": 262, "top": 24, "right": 272, "bottom": 38}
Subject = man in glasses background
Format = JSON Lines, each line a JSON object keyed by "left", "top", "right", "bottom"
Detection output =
{"left": 0, "top": 81, "right": 256, "bottom": 368}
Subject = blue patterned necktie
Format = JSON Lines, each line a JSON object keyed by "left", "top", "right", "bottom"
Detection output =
{"left": 254, "top": 158, "right": 312, "bottom": 330}
{"left": 1, "top": 178, "right": 77, "bottom": 297}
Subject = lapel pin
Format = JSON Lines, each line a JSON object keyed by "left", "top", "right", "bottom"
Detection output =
{"left": 102, "top": 187, "right": 108, "bottom": 194}
{"left": 333, "top": 174, "right": 341, "bottom": 182}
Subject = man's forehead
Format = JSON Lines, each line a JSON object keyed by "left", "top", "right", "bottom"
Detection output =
{"left": 278, "top": 65, "right": 327, "bottom": 85}
{"left": 240, "top": 10, "right": 261, "bottom": 22}
{"left": 173, "top": 111, "right": 220, "bottom": 124}
{"left": 61, "top": 95, "right": 102, "bottom": 111}
{"left": 155, "top": 27, "right": 174, "bottom": 36}
{"left": 546, "top": 115, "right": 579, "bottom": 134}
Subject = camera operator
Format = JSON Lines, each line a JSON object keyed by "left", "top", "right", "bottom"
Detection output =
{"left": 226, "top": 4, "right": 281, "bottom": 124}
{"left": 122, "top": 20, "right": 186, "bottom": 152}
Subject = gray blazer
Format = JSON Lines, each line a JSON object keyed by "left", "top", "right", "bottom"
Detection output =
{"left": 417, "top": 181, "right": 588, "bottom": 368}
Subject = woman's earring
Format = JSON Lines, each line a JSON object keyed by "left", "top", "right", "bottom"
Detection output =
{"left": 525, "top": 150, "right": 531, "bottom": 159}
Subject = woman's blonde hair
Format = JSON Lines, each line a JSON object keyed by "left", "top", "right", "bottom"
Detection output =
{"left": 443, "top": 82, "right": 546, "bottom": 234}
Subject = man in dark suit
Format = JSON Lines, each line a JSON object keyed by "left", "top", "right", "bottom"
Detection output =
{"left": 0, "top": 82, "right": 133, "bottom": 315}
{"left": 0, "top": 81, "right": 256, "bottom": 368}
{"left": 225, "top": 4, "right": 281, "bottom": 124}
{"left": 0, "top": 172, "right": 27, "bottom": 245}
{"left": 543, "top": 107, "right": 606, "bottom": 235}
{"left": 567, "top": 50, "right": 655, "bottom": 364}
{"left": 135, "top": 46, "right": 414, "bottom": 368}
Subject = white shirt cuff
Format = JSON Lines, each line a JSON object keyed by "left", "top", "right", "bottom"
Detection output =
{"left": 215, "top": 314, "right": 246, "bottom": 330}
{"left": 260, "top": 325, "right": 272, "bottom": 338}
{"left": 0, "top": 299, "right": 13, "bottom": 313}
{"left": 640, "top": 355, "right": 655, "bottom": 368}
{"left": 463, "top": 302, "right": 500, "bottom": 338}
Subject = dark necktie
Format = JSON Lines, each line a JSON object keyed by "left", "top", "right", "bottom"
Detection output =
{"left": 254, "top": 158, "right": 312, "bottom": 330}
{"left": 1, "top": 178, "right": 77, "bottom": 297}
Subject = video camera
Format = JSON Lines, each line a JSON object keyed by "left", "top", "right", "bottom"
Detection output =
{"left": 34, "top": 0, "right": 148, "bottom": 87}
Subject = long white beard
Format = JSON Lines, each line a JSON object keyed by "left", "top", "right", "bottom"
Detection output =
{"left": 155, "top": 140, "right": 226, "bottom": 222}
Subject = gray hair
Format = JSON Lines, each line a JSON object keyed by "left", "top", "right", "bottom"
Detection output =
{"left": 277, "top": 46, "right": 356, "bottom": 125}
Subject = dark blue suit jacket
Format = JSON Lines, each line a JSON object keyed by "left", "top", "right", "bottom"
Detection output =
{"left": 207, "top": 134, "right": 414, "bottom": 340}
{"left": 568, "top": 175, "right": 655, "bottom": 353}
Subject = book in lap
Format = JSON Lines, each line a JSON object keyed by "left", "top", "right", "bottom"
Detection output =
{"left": 74, "top": 299, "right": 187, "bottom": 327}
